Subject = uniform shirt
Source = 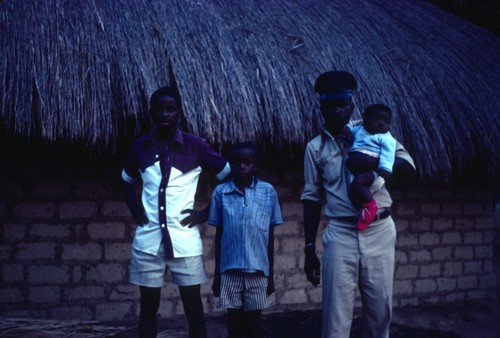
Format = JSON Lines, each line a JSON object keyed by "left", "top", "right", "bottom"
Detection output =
{"left": 301, "top": 126, "right": 415, "bottom": 218}
{"left": 122, "top": 129, "right": 230, "bottom": 258}
{"left": 348, "top": 124, "right": 397, "bottom": 173}
{"left": 208, "top": 178, "right": 283, "bottom": 277}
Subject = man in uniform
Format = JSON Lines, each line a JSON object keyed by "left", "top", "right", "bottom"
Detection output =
{"left": 301, "top": 71, "right": 415, "bottom": 338}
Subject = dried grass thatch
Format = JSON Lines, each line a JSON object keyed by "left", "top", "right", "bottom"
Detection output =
{"left": 1, "top": 0, "right": 499, "bottom": 183}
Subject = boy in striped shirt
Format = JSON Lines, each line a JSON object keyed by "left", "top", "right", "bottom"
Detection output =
{"left": 208, "top": 142, "right": 283, "bottom": 338}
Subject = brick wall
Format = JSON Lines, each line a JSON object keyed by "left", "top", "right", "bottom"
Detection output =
{"left": 390, "top": 187, "right": 497, "bottom": 305}
{"left": 0, "top": 174, "right": 497, "bottom": 322}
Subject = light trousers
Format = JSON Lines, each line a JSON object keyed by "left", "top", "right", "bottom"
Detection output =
{"left": 321, "top": 217, "right": 396, "bottom": 338}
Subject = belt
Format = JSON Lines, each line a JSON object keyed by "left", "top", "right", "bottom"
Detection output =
{"left": 332, "top": 209, "right": 391, "bottom": 224}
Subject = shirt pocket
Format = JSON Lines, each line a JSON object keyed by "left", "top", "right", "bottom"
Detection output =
{"left": 316, "top": 155, "right": 341, "bottom": 185}
{"left": 252, "top": 195, "right": 272, "bottom": 232}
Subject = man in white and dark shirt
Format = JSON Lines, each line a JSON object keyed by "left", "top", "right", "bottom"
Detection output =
{"left": 122, "top": 86, "right": 230, "bottom": 338}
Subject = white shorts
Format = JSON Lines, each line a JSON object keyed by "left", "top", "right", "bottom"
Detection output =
{"left": 129, "top": 244, "right": 207, "bottom": 288}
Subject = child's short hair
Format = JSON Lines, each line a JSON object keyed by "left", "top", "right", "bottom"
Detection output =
{"left": 363, "top": 104, "right": 392, "bottom": 120}
{"left": 149, "top": 86, "right": 181, "bottom": 108}
{"left": 231, "top": 142, "right": 259, "bottom": 162}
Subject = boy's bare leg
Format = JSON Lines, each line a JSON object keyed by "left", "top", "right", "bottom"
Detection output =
{"left": 350, "top": 172, "right": 379, "bottom": 230}
{"left": 243, "top": 310, "right": 263, "bottom": 338}
{"left": 227, "top": 309, "right": 244, "bottom": 338}
{"left": 349, "top": 171, "right": 376, "bottom": 208}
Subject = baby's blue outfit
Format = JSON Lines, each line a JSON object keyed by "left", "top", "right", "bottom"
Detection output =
{"left": 348, "top": 125, "right": 397, "bottom": 173}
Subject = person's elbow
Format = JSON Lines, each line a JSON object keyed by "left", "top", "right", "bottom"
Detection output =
{"left": 392, "top": 158, "right": 416, "bottom": 181}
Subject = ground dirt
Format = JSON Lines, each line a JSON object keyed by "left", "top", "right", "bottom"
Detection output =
{"left": 115, "top": 299, "right": 499, "bottom": 338}
{"left": 2, "top": 300, "right": 497, "bottom": 337}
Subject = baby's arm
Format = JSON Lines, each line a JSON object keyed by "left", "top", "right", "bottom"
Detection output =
{"left": 378, "top": 135, "right": 397, "bottom": 179}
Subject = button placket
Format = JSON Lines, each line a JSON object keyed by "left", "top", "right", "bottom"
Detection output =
{"left": 158, "top": 143, "right": 174, "bottom": 258}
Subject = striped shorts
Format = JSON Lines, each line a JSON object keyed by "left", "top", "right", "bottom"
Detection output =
{"left": 219, "top": 271, "right": 271, "bottom": 311}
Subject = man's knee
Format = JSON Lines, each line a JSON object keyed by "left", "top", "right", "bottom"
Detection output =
{"left": 140, "top": 286, "right": 161, "bottom": 315}
{"left": 179, "top": 285, "right": 204, "bottom": 316}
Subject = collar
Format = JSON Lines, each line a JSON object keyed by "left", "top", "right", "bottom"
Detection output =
{"left": 319, "top": 119, "right": 362, "bottom": 140}
{"left": 145, "top": 128, "right": 184, "bottom": 147}
{"left": 319, "top": 127, "right": 336, "bottom": 140}
{"left": 224, "top": 177, "right": 258, "bottom": 194}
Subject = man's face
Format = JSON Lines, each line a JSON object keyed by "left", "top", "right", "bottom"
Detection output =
{"left": 151, "top": 95, "right": 180, "bottom": 131}
{"left": 319, "top": 98, "right": 354, "bottom": 133}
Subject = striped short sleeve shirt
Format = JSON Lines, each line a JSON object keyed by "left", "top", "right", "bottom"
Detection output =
{"left": 208, "top": 178, "right": 283, "bottom": 277}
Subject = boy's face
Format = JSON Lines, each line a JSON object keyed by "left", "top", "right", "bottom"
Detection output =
{"left": 230, "top": 148, "right": 258, "bottom": 179}
{"left": 151, "top": 95, "right": 180, "bottom": 131}
{"left": 363, "top": 110, "right": 391, "bottom": 134}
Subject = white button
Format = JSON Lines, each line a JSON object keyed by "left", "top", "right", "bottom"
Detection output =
{"left": 155, "top": 154, "right": 159, "bottom": 158}
{"left": 161, "top": 224, "right": 165, "bottom": 228}
{"left": 160, "top": 206, "right": 164, "bottom": 210}
{"left": 160, "top": 189, "right": 164, "bottom": 193}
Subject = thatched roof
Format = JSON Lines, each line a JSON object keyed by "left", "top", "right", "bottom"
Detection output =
{"left": 1, "top": 0, "right": 499, "bottom": 183}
